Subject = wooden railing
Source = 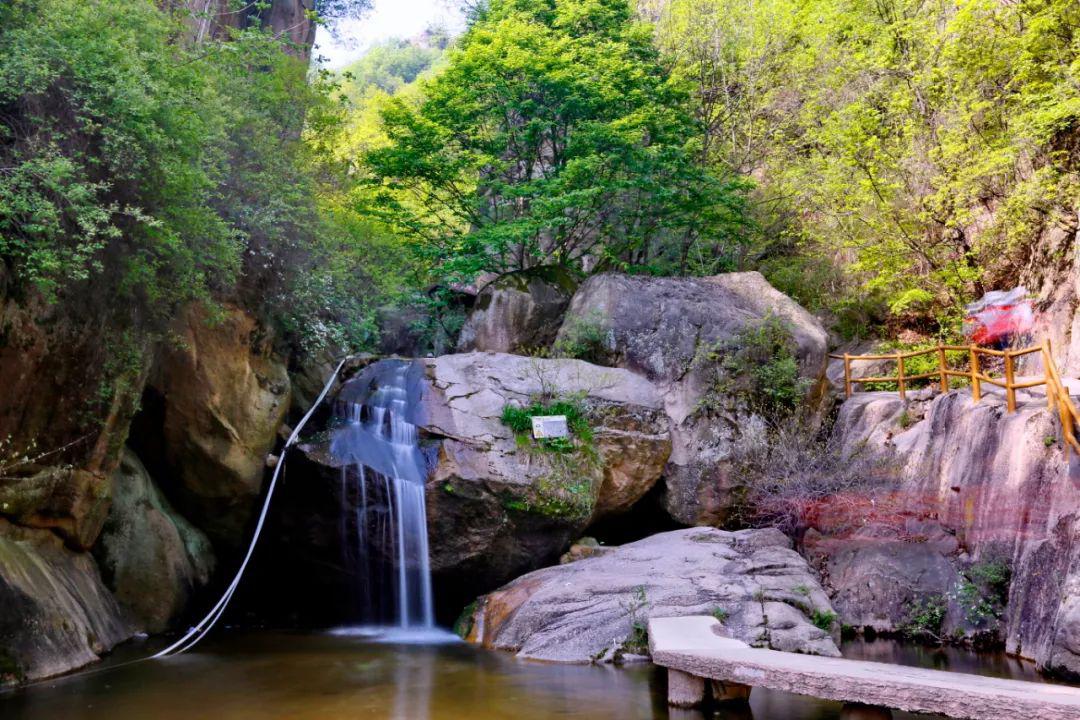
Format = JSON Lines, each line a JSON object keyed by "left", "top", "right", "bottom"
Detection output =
{"left": 830, "top": 339, "right": 1080, "bottom": 453}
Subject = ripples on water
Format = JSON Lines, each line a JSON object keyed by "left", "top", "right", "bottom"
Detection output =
{"left": 0, "top": 632, "right": 1056, "bottom": 720}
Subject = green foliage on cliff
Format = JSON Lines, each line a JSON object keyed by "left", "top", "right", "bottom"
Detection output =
{"left": 0, "top": 0, "right": 386, "bottom": 353}
{"left": 697, "top": 316, "right": 810, "bottom": 418}
{"left": 501, "top": 397, "right": 593, "bottom": 453}
{"left": 653, "top": 0, "right": 1080, "bottom": 332}
{"left": 500, "top": 395, "right": 601, "bottom": 518}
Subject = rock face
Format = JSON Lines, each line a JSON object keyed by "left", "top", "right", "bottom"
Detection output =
{"left": 147, "top": 304, "right": 290, "bottom": 550}
{"left": 825, "top": 387, "right": 1080, "bottom": 674}
{"left": 0, "top": 518, "right": 133, "bottom": 685}
{"left": 457, "top": 267, "right": 578, "bottom": 354}
{"left": 95, "top": 450, "right": 214, "bottom": 633}
{"left": 805, "top": 520, "right": 964, "bottom": 635}
{"left": 556, "top": 272, "right": 829, "bottom": 525}
{"left": 420, "top": 352, "right": 671, "bottom": 591}
{"left": 462, "top": 527, "right": 840, "bottom": 663}
{"left": 0, "top": 465, "right": 111, "bottom": 551}
{"left": 1019, "top": 217, "right": 1080, "bottom": 376}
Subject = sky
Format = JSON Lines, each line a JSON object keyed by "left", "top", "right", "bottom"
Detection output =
{"left": 312, "top": 0, "right": 467, "bottom": 69}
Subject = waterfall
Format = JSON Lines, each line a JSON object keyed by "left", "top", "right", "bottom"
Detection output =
{"left": 329, "top": 360, "right": 434, "bottom": 630}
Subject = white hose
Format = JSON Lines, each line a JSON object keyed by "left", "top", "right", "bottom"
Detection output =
{"left": 153, "top": 355, "right": 351, "bottom": 658}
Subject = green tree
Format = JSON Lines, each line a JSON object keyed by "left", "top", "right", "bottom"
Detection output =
{"left": 362, "top": 0, "right": 751, "bottom": 284}
{"left": 339, "top": 38, "right": 445, "bottom": 96}
{"left": 652, "top": 0, "right": 1079, "bottom": 335}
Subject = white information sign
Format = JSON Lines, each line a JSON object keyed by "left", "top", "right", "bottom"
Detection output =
{"left": 531, "top": 415, "right": 569, "bottom": 439}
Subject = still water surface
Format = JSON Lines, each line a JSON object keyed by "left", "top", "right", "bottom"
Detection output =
{"left": 0, "top": 631, "right": 1055, "bottom": 720}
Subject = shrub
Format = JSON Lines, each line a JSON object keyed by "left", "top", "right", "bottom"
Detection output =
{"left": 698, "top": 315, "right": 811, "bottom": 419}
{"left": 553, "top": 311, "right": 610, "bottom": 364}
{"left": 811, "top": 609, "right": 837, "bottom": 632}
{"left": 954, "top": 558, "right": 1011, "bottom": 628}
{"left": 734, "top": 422, "right": 895, "bottom": 538}
{"left": 901, "top": 595, "right": 948, "bottom": 641}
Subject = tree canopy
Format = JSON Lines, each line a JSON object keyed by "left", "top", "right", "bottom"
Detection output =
{"left": 360, "top": 0, "right": 752, "bottom": 284}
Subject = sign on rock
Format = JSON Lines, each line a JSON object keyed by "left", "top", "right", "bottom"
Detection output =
{"left": 531, "top": 415, "right": 569, "bottom": 439}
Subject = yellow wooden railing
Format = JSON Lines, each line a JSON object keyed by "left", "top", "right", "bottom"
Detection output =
{"left": 830, "top": 339, "right": 1080, "bottom": 453}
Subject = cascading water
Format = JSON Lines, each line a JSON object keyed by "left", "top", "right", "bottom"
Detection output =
{"left": 329, "top": 360, "right": 435, "bottom": 631}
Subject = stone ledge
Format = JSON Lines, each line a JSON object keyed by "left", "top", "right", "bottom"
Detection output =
{"left": 648, "top": 616, "right": 1080, "bottom": 720}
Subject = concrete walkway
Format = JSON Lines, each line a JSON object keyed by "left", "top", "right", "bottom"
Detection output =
{"left": 649, "top": 616, "right": 1080, "bottom": 720}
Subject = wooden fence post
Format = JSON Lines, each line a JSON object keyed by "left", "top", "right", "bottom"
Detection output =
{"left": 843, "top": 353, "right": 852, "bottom": 399}
{"left": 938, "top": 345, "right": 948, "bottom": 393}
{"left": 1044, "top": 341, "right": 1055, "bottom": 410}
{"left": 1004, "top": 350, "right": 1016, "bottom": 413}
{"left": 970, "top": 346, "right": 982, "bottom": 403}
{"left": 897, "top": 353, "right": 906, "bottom": 401}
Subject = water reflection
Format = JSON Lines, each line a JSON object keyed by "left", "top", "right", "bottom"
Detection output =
{"left": 0, "top": 632, "right": 1057, "bottom": 720}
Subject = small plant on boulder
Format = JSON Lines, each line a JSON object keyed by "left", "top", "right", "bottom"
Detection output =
{"left": 901, "top": 594, "right": 948, "bottom": 642}
{"left": 811, "top": 609, "right": 837, "bottom": 632}
{"left": 499, "top": 393, "right": 601, "bottom": 519}
{"left": 553, "top": 311, "right": 610, "bottom": 364}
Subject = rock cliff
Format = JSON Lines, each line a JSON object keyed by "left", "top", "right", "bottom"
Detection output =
{"left": 0, "top": 300, "right": 289, "bottom": 684}
{"left": 821, "top": 387, "right": 1080, "bottom": 675}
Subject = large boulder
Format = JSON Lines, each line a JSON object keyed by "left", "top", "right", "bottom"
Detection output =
{"left": 460, "top": 527, "right": 840, "bottom": 663}
{"left": 420, "top": 352, "right": 671, "bottom": 591}
{"left": 95, "top": 450, "right": 214, "bottom": 633}
{"left": 556, "top": 272, "right": 829, "bottom": 526}
{"left": 457, "top": 267, "right": 578, "bottom": 354}
{"left": 146, "top": 303, "right": 290, "bottom": 550}
{"left": 824, "top": 387, "right": 1080, "bottom": 674}
{"left": 804, "top": 520, "right": 964, "bottom": 636}
{"left": 0, "top": 518, "right": 133, "bottom": 686}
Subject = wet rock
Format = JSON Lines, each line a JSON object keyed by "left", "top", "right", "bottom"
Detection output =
{"left": 95, "top": 450, "right": 214, "bottom": 633}
{"left": 0, "top": 290, "right": 149, "bottom": 481}
{"left": 149, "top": 303, "right": 290, "bottom": 550}
{"left": 556, "top": 272, "right": 828, "bottom": 525}
{"left": 0, "top": 465, "right": 111, "bottom": 551}
{"left": 457, "top": 266, "right": 578, "bottom": 354}
{"left": 377, "top": 304, "right": 429, "bottom": 357}
{"left": 463, "top": 527, "right": 839, "bottom": 663}
{"left": 0, "top": 518, "right": 133, "bottom": 686}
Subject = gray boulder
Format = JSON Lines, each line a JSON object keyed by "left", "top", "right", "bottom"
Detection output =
{"left": 95, "top": 450, "right": 214, "bottom": 633}
{"left": 461, "top": 527, "right": 840, "bottom": 663}
{"left": 0, "top": 518, "right": 133, "bottom": 686}
{"left": 556, "top": 272, "right": 829, "bottom": 525}
{"left": 457, "top": 267, "right": 578, "bottom": 354}
{"left": 805, "top": 521, "right": 964, "bottom": 635}
{"left": 421, "top": 352, "right": 671, "bottom": 590}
